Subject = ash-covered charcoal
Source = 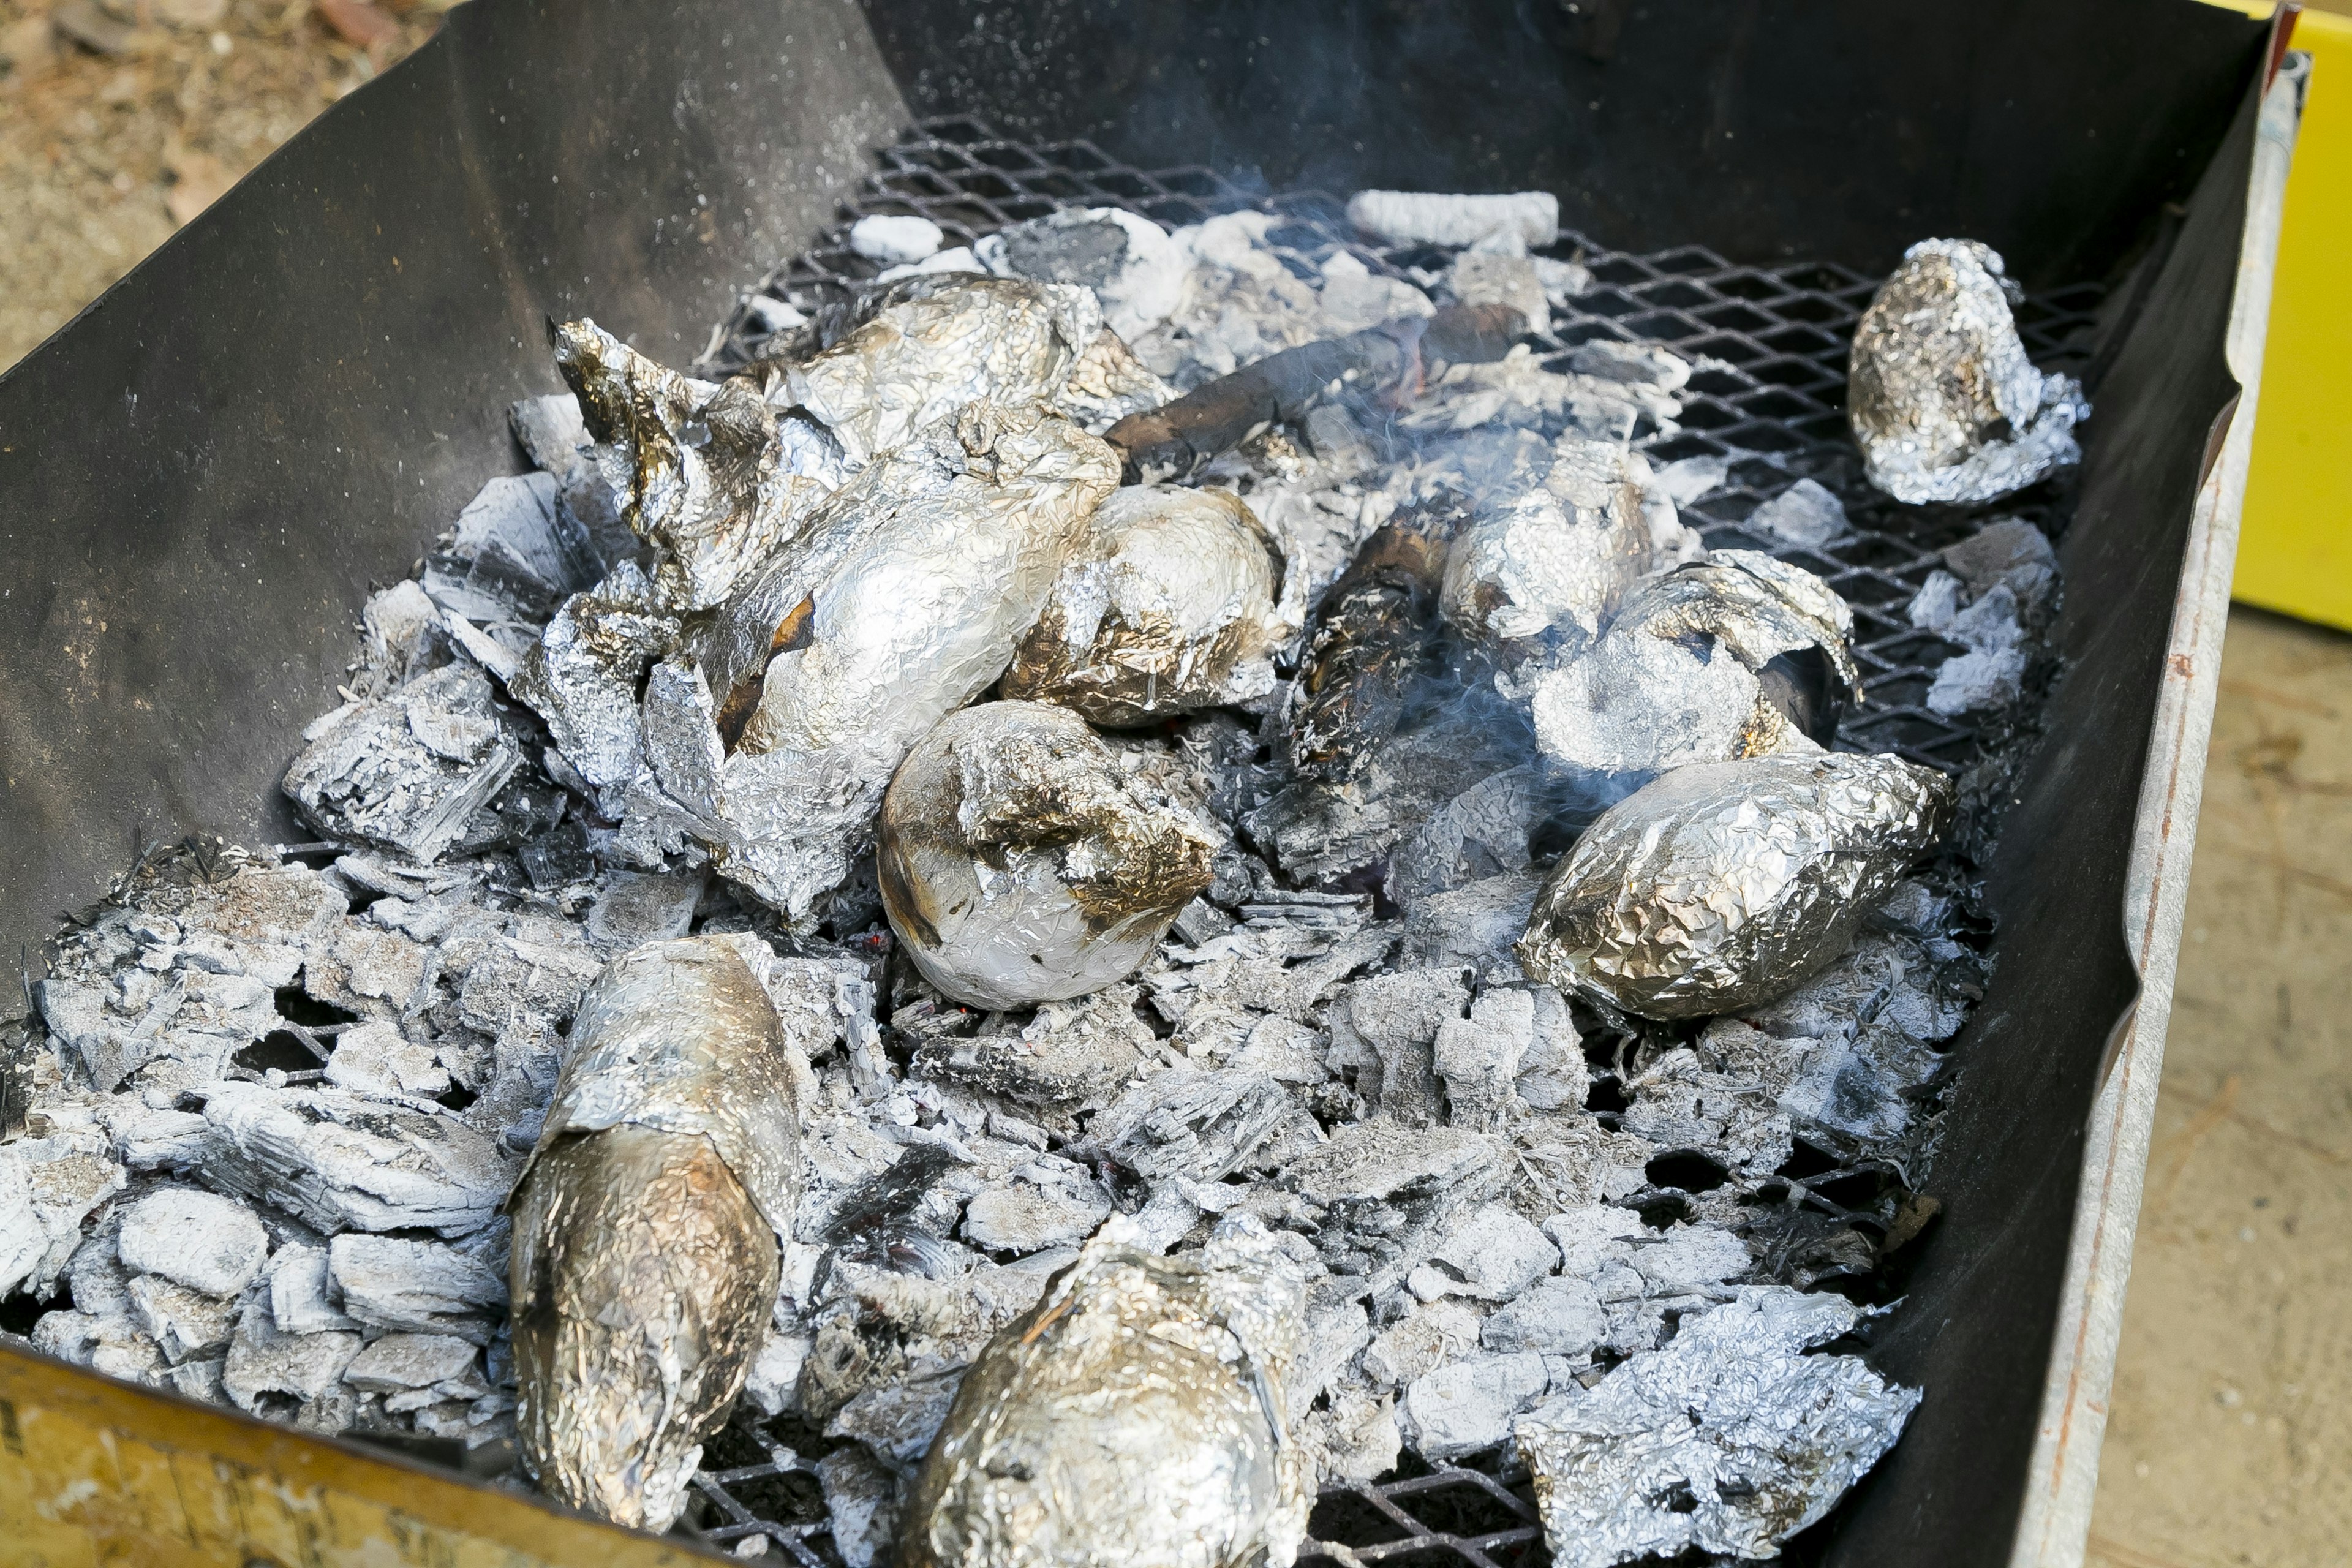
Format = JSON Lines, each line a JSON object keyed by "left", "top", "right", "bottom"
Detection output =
{"left": 507, "top": 934, "right": 813, "bottom": 1531}
{"left": 974, "top": 206, "right": 1186, "bottom": 342}
{"left": 552, "top": 317, "right": 845, "bottom": 611}
{"left": 899, "top": 1215, "right": 1314, "bottom": 1568}
{"left": 1526, "top": 550, "right": 1860, "bottom": 780}
{"left": 199, "top": 1080, "right": 511, "bottom": 1236}
{"left": 1518, "top": 752, "right": 1956, "bottom": 1020}
{"left": 908, "top": 982, "right": 1156, "bottom": 1122}
{"left": 1747, "top": 476, "right": 1850, "bottom": 548}
{"left": 851, "top": 213, "right": 948, "bottom": 266}
{"left": 1515, "top": 1287, "right": 1920, "bottom": 1567}
{"left": 422, "top": 470, "right": 605, "bottom": 631}
{"left": 508, "top": 562, "right": 683, "bottom": 813}
{"left": 1002, "top": 486, "right": 1284, "bottom": 725}
{"left": 282, "top": 661, "right": 524, "bottom": 865}
{"left": 654, "top": 402, "right": 1119, "bottom": 919}
{"left": 1346, "top": 189, "right": 1560, "bottom": 251}
{"left": 1907, "top": 516, "right": 2059, "bottom": 716}
{"left": 1850, "top": 238, "right": 2091, "bottom": 505}
{"left": 509, "top": 391, "right": 638, "bottom": 571}
{"left": 778, "top": 273, "right": 1104, "bottom": 469}
{"left": 876, "top": 701, "right": 1214, "bottom": 1008}
{"left": 1282, "top": 1123, "right": 1507, "bottom": 1297}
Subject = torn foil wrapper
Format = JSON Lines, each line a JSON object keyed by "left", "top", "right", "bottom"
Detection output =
{"left": 1849, "top": 239, "right": 2090, "bottom": 505}
{"left": 1528, "top": 549, "right": 1858, "bottom": 777}
{"left": 899, "top": 1215, "right": 1314, "bottom": 1568}
{"left": 507, "top": 561, "right": 682, "bottom": 810}
{"left": 650, "top": 402, "right": 1120, "bottom": 919}
{"left": 877, "top": 701, "right": 1215, "bottom": 1009}
{"left": 1002, "top": 486, "right": 1284, "bottom": 726}
{"left": 1515, "top": 1287, "right": 1920, "bottom": 1568}
{"left": 508, "top": 934, "right": 814, "bottom": 1531}
{"left": 1517, "top": 752, "right": 1956, "bottom": 1020}
{"left": 552, "top": 318, "right": 844, "bottom": 611}
{"left": 783, "top": 274, "right": 1104, "bottom": 468}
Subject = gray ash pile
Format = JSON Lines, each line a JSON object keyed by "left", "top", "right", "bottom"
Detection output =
{"left": 2, "top": 129, "right": 2092, "bottom": 1568}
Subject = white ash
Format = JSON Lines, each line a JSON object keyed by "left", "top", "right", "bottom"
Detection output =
{"left": 850, "top": 213, "right": 946, "bottom": 265}
{"left": 1346, "top": 189, "right": 1559, "bottom": 250}
{"left": 1747, "top": 476, "right": 1849, "bottom": 547}
{"left": 1910, "top": 515, "right": 2059, "bottom": 715}
{"left": 116, "top": 1185, "right": 268, "bottom": 1297}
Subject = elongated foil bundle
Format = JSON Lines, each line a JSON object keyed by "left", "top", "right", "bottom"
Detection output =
{"left": 1529, "top": 550, "right": 1858, "bottom": 777}
{"left": 1002, "top": 486, "right": 1283, "bottom": 726}
{"left": 1517, "top": 753, "right": 1955, "bottom": 1019}
{"left": 1440, "top": 433, "right": 1678, "bottom": 656}
{"left": 878, "top": 701, "right": 1215, "bottom": 1009}
{"left": 900, "top": 1215, "right": 1314, "bottom": 1568}
{"left": 1849, "top": 239, "right": 2090, "bottom": 505}
{"left": 507, "top": 935, "right": 807, "bottom": 1530}
{"left": 783, "top": 274, "right": 1104, "bottom": 467}
{"left": 642, "top": 402, "right": 1120, "bottom": 918}
{"left": 552, "top": 318, "right": 845, "bottom": 610}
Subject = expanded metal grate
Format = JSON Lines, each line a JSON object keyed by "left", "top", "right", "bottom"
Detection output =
{"left": 680, "top": 117, "right": 2104, "bottom": 1566}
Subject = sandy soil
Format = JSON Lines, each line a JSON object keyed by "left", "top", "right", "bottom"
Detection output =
{"left": 0, "top": 0, "right": 441, "bottom": 371}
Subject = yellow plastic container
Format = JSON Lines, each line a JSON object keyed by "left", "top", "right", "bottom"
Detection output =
{"left": 2217, "top": 4, "right": 2352, "bottom": 627}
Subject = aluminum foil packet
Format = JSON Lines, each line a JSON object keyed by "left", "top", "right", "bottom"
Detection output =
{"left": 899, "top": 1214, "right": 1314, "bottom": 1568}
{"left": 1849, "top": 238, "right": 2090, "bottom": 505}
{"left": 1517, "top": 752, "right": 1956, "bottom": 1019}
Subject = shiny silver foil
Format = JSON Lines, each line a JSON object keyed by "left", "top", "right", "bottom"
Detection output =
{"left": 1517, "top": 1287, "right": 1918, "bottom": 1567}
{"left": 1002, "top": 486, "right": 1283, "bottom": 725}
{"left": 507, "top": 934, "right": 812, "bottom": 1530}
{"left": 877, "top": 701, "right": 1215, "bottom": 1009}
{"left": 1440, "top": 433, "right": 1674, "bottom": 655}
{"left": 1050, "top": 326, "right": 1179, "bottom": 436}
{"left": 1849, "top": 239, "right": 2090, "bottom": 505}
{"left": 508, "top": 560, "right": 681, "bottom": 812}
{"left": 553, "top": 318, "right": 843, "bottom": 610}
{"left": 899, "top": 1214, "right": 1314, "bottom": 1568}
{"left": 1517, "top": 752, "right": 1955, "bottom": 1020}
{"left": 644, "top": 402, "right": 1120, "bottom": 919}
{"left": 786, "top": 274, "right": 1104, "bottom": 468}
{"left": 1528, "top": 550, "right": 1858, "bottom": 775}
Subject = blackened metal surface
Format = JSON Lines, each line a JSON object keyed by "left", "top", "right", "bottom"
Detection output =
{"left": 0, "top": 0, "right": 910, "bottom": 967}
{"left": 855, "top": 0, "right": 2261, "bottom": 286}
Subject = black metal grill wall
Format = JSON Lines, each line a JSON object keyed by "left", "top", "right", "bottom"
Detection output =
{"left": 0, "top": 2, "right": 2269, "bottom": 1563}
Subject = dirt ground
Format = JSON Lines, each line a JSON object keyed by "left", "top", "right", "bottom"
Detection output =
{"left": 0, "top": 0, "right": 442, "bottom": 371}
{"left": 4, "top": 9, "right": 2350, "bottom": 1566}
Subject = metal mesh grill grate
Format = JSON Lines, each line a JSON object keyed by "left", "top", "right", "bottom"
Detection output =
{"left": 680, "top": 118, "right": 2104, "bottom": 1566}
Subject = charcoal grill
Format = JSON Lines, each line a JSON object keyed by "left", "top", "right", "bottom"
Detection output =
{"left": 0, "top": 4, "right": 2301, "bottom": 1566}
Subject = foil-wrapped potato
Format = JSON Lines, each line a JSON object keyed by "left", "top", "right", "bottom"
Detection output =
{"left": 507, "top": 935, "right": 808, "bottom": 1531}
{"left": 1001, "top": 486, "right": 1283, "bottom": 726}
{"left": 1849, "top": 239, "right": 2090, "bottom": 505}
{"left": 877, "top": 701, "right": 1214, "bottom": 1009}
{"left": 899, "top": 1215, "right": 1314, "bottom": 1568}
{"left": 1529, "top": 550, "right": 1858, "bottom": 777}
{"left": 1517, "top": 753, "right": 1955, "bottom": 1019}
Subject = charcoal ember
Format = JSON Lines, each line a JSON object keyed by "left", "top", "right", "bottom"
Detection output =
{"left": 975, "top": 206, "right": 1185, "bottom": 342}
{"left": 509, "top": 562, "right": 685, "bottom": 809}
{"left": 1002, "top": 487, "right": 1284, "bottom": 725}
{"left": 1513, "top": 1120, "right": 1659, "bottom": 1213}
{"left": 198, "top": 1080, "right": 510, "bottom": 1236}
{"left": 1283, "top": 1122, "right": 1507, "bottom": 1297}
{"left": 831, "top": 1363, "right": 968, "bottom": 1474}
{"left": 876, "top": 702, "right": 1213, "bottom": 1009}
{"left": 422, "top": 469, "right": 603, "bottom": 626}
{"left": 1346, "top": 189, "right": 1559, "bottom": 249}
{"left": 1433, "top": 981, "right": 1587, "bottom": 1129}
{"left": 98, "top": 1101, "right": 216, "bottom": 1171}
{"left": 907, "top": 985, "right": 1152, "bottom": 1119}
{"left": 1438, "top": 432, "right": 1667, "bottom": 657}
{"left": 1518, "top": 753, "right": 1954, "bottom": 1020}
{"left": 454, "top": 921, "right": 606, "bottom": 1035}
{"left": 515, "top": 821, "right": 594, "bottom": 889}
{"left": 330, "top": 1234, "right": 505, "bottom": 1341}
{"left": 1481, "top": 1276, "right": 1609, "bottom": 1358}
{"left": 1301, "top": 1389, "right": 1406, "bottom": 1485}
{"left": 1048, "top": 326, "right": 1178, "bottom": 435}
{"left": 1090, "top": 1065, "right": 1297, "bottom": 1184}
{"left": 553, "top": 317, "right": 843, "bottom": 610}
{"left": 1744, "top": 1202, "right": 1883, "bottom": 1291}
{"left": 1849, "top": 238, "right": 2090, "bottom": 505}
{"left": 898, "top": 1216, "right": 1313, "bottom": 1568}
{"left": 1526, "top": 551, "right": 1859, "bottom": 778}
{"left": 0, "top": 1136, "right": 127, "bottom": 1297}
{"left": 282, "top": 661, "right": 524, "bottom": 864}
{"left": 265, "top": 1242, "right": 359, "bottom": 1335}
{"left": 302, "top": 923, "right": 428, "bottom": 1020}
{"left": 1911, "top": 568, "right": 2030, "bottom": 716}
{"left": 352, "top": 580, "right": 443, "bottom": 697}
{"left": 1942, "top": 515, "right": 2059, "bottom": 612}
{"left": 506, "top": 935, "right": 815, "bottom": 1531}
{"left": 510, "top": 391, "right": 638, "bottom": 570}
{"left": 1535, "top": 1206, "right": 1750, "bottom": 1359}
{"left": 322, "top": 1020, "right": 450, "bottom": 1100}
{"left": 782, "top": 274, "right": 1103, "bottom": 469}
{"left": 1324, "top": 968, "right": 1469, "bottom": 1128}
{"left": 1516, "top": 1288, "right": 1919, "bottom": 1567}
{"left": 651, "top": 403, "right": 1119, "bottom": 920}
{"left": 343, "top": 1331, "right": 481, "bottom": 1395}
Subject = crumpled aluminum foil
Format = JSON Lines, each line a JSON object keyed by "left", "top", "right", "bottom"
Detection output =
{"left": 1441, "top": 433, "right": 1691, "bottom": 655}
{"left": 1001, "top": 486, "right": 1283, "bottom": 726}
{"left": 1517, "top": 752, "right": 1955, "bottom": 1019}
{"left": 1849, "top": 238, "right": 2091, "bottom": 505}
{"left": 975, "top": 206, "right": 1187, "bottom": 343}
{"left": 508, "top": 560, "right": 682, "bottom": 813}
{"left": 1515, "top": 1286, "right": 1920, "bottom": 1567}
{"left": 899, "top": 1213, "right": 1314, "bottom": 1568}
{"left": 1528, "top": 549, "right": 1858, "bottom": 776}
{"left": 552, "top": 318, "right": 844, "bottom": 610}
{"left": 785, "top": 274, "right": 1104, "bottom": 468}
{"left": 876, "top": 701, "right": 1215, "bottom": 1009}
{"left": 507, "top": 934, "right": 812, "bottom": 1532}
{"left": 643, "top": 402, "right": 1120, "bottom": 919}
{"left": 1050, "top": 327, "right": 1178, "bottom": 436}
